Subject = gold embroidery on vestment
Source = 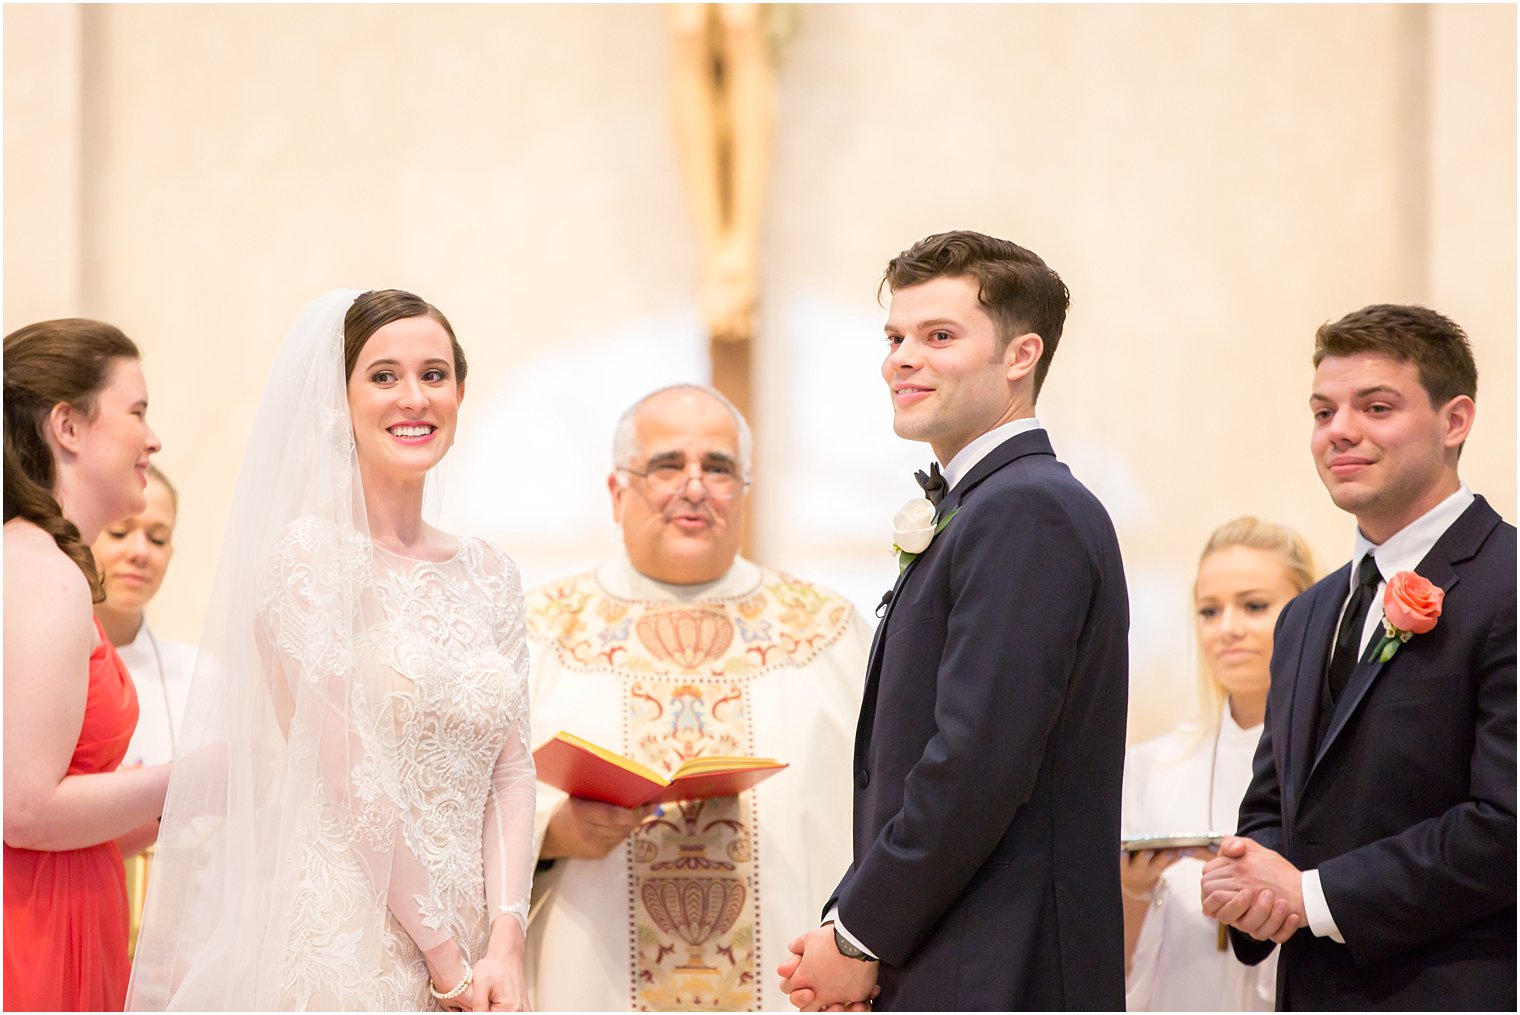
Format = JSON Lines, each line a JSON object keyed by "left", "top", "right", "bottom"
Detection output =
{"left": 525, "top": 571, "right": 855, "bottom": 1010}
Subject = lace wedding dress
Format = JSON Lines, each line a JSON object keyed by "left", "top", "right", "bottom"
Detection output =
{"left": 128, "top": 290, "right": 534, "bottom": 1011}
{"left": 264, "top": 519, "right": 533, "bottom": 1009}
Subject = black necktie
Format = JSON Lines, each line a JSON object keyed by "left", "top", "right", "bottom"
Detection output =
{"left": 1327, "top": 555, "right": 1383, "bottom": 702}
{"left": 914, "top": 462, "right": 947, "bottom": 509}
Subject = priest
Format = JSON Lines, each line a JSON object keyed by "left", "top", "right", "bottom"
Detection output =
{"left": 523, "top": 384, "right": 870, "bottom": 1011}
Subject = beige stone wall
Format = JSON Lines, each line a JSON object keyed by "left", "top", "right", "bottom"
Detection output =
{"left": 5, "top": 4, "right": 84, "bottom": 317}
{"left": 6, "top": 4, "right": 1513, "bottom": 745}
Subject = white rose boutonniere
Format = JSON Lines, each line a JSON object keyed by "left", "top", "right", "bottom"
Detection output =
{"left": 893, "top": 498, "right": 936, "bottom": 553}
{"left": 892, "top": 498, "right": 958, "bottom": 573}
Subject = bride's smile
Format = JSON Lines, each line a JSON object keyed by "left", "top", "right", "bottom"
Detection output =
{"left": 347, "top": 313, "right": 465, "bottom": 481}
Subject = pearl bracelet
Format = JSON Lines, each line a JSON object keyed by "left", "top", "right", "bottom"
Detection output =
{"left": 428, "top": 959, "right": 473, "bottom": 1001}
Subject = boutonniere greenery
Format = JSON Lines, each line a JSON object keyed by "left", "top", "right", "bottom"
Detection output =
{"left": 1369, "top": 569, "right": 1444, "bottom": 663}
{"left": 892, "top": 498, "right": 958, "bottom": 574}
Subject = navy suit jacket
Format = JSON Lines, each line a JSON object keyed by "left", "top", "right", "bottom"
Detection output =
{"left": 1231, "top": 495, "right": 1516, "bottom": 1010}
{"left": 829, "top": 429, "right": 1129, "bottom": 1011}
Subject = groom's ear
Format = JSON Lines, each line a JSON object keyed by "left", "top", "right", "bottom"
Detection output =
{"left": 1003, "top": 331, "right": 1043, "bottom": 385}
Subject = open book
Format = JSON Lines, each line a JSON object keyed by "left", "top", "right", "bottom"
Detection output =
{"left": 532, "top": 731, "right": 788, "bottom": 808}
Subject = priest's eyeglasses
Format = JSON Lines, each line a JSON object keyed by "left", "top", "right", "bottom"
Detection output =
{"left": 619, "top": 461, "right": 750, "bottom": 500}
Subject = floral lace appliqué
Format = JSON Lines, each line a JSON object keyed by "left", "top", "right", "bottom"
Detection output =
{"left": 264, "top": 525, "right": 531, "bottom": 1010}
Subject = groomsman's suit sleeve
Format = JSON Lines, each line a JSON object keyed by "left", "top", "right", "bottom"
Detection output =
{"left": 1230, "top": 609, "right": 1296, "bottom": 967}
{"left": 1315, "top": 599, "right": 1516, "bottom": 966}
{"left": 834, "top": 484, "right": 1094, "bottom": 966}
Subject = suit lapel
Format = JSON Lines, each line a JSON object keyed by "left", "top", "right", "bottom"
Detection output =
{"left": 854, "top": 428, "right": 1056, "bottom": 758}
{"left": 1306, "top": 497, "right": 1500, "bottom": 781}
{"left": 1284, "top": 577, "right": 1344, "bottom": 813}
{"left": 949, "top": 427, "right": 1055, "bottom": 502}
{"left": 855, "top": 500, "right": 937, "bottom": 760}
{"left": 1311, "top": 559, "right": 1460, "bottom": 773}
{"left": 855, "top": 567, "right": 905, "bottom": 758}
{"left": 861, "top": 564, "right": 912, "bottom": 692}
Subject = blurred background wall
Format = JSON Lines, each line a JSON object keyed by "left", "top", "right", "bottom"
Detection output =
{"left": 6, "top": 3, "right": 1513, "bottom": 744}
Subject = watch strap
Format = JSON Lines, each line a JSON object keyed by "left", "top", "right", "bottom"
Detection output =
{"left": 832, "top": 924, "right": 877, "bottom": 962}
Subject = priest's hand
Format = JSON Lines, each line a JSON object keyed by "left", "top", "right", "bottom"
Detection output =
{"left": 541, "top": 797, "right": 657, "bottom": 860}
{"left": 1200, "top": 836, "right": 1304, "bottom": 943}
{"left": 777, "top": 925, "right": 879, "bottom": 1011}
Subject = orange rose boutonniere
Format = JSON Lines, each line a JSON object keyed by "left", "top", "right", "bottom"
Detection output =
{"left": 1370, "top": 570, "right": 1444, "bottom": 663}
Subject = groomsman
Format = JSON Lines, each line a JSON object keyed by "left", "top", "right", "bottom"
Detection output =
{"left": 1202, "top": 305, "right": 1516, "bottom": 1009}
{"left": 780, "top": 230, "right": 1130, "bottom": 1010}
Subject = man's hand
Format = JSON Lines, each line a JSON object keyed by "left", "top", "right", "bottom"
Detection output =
{"left": 540, "top": 797, "right": 656, "bottom": 860}
{"left": 1200, "top": 836, "right": 1305, "bottom": 943}
{"left": 777, "top": 925, "right": 879, "bottom": 1012}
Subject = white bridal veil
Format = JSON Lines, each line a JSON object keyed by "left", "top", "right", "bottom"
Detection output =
{"left": 127, "top": 290, "right": 452, "bottom": 1009}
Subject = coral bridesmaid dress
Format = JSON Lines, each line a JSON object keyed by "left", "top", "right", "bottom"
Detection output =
{"left": 5, "top": 619, "right": 139, "bottom": 1011}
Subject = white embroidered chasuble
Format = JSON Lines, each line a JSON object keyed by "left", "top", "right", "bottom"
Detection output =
{"left": 524, "top": 554, "right": 870, "bottom": 1011}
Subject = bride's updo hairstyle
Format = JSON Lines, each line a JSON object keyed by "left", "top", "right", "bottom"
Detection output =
{"left": 342, "top": 289, "right": 468, "bottom": 383}
{"left": 3, "top": 319, "right": 140, "bottom": 601}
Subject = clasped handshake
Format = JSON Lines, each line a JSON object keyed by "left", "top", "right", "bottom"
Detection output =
{"left": 774, "top": 834, "right": 1305, "bottom": 1011}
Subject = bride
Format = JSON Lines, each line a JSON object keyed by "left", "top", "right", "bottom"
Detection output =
{"left": 128, "top": 290, "right": 533, "bottom": 1011}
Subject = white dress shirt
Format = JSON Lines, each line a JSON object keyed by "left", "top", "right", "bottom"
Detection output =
{"left": 1302, "top": 484, "right": 1474, "bottom": 943}
{"left": 942, "top": 416, "right": 1044, "bottom": 490}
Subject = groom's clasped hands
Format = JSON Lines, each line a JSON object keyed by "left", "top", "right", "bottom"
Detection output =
{"left": 776, "top": 924, "right": 879, "bottom": 1012}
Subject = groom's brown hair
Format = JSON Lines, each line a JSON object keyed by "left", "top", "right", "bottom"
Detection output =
{"left": 881, "top": 230, "right": 1070, "bottom": 397}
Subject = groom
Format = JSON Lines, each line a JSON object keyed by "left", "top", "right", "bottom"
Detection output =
{"left": 779, "top": 231, "right": 1129, "bottom": 1010}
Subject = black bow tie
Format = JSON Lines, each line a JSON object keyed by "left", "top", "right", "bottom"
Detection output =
{"left": 915, "top": 462, "right": 947, "bottom": 509}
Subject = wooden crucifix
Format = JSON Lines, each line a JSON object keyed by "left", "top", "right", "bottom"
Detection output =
{"left": 669, "top": 2, "right": 785, "bottom": 555}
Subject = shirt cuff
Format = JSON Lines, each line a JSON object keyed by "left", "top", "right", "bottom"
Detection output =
{"left": 1301, "top": 869, "right": 1344, "bottom": 943}
{"left": 823, "top": 906, "right": 879, "bottom": 961}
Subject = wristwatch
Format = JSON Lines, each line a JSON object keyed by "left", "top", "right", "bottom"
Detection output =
{"left": 832, "top": 924, "right": 878, "bottom": 963}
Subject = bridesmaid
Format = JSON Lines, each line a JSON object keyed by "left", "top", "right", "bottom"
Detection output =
{"left": 4, "top": 318, "right": 173, "bottom": 1010}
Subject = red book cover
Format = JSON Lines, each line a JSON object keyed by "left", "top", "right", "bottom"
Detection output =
{"left": 532, "top": 731, "right": 787, "bottom": 808}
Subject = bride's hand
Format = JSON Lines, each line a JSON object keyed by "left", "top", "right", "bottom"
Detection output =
{"left": 423, "top": 939, "right": 474, "bottom": 1011}
{"left": 468, "top": 953, "right": 527, "bottom": 1012}
{"left": 470, "top": 915, "right": 529, "bottom": 1011}
{"left": 438, "top": 984, "right": 476, "bottom": 1013}
{"left": 430, "top": 973, "right": 476, "bottom": 1013}
{"left": 431, "top": 981, "right": 476, "bottom": 1012}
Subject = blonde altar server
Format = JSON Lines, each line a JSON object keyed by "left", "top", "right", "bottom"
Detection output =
{"left": 1120, "top": 517, "right": 1316, "bottom": 1010}
{"left": 524, "top": 384, "right": 870, "bottom": 1011}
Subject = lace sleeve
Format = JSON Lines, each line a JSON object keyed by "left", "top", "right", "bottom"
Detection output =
{"left": 481, "top": 546, "right": 535, "bottom": 934}
{"left": 258, "top": 518, "right": 453, "bottom": 953}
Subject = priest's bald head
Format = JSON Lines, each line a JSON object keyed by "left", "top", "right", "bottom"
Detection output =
{"left": 608, "top": 384, "right": 752, "bottom": 585}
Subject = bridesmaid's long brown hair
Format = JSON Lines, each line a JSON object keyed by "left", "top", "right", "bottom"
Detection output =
{"left": 4, "top": 318, "right": 141, "bottom": 602}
